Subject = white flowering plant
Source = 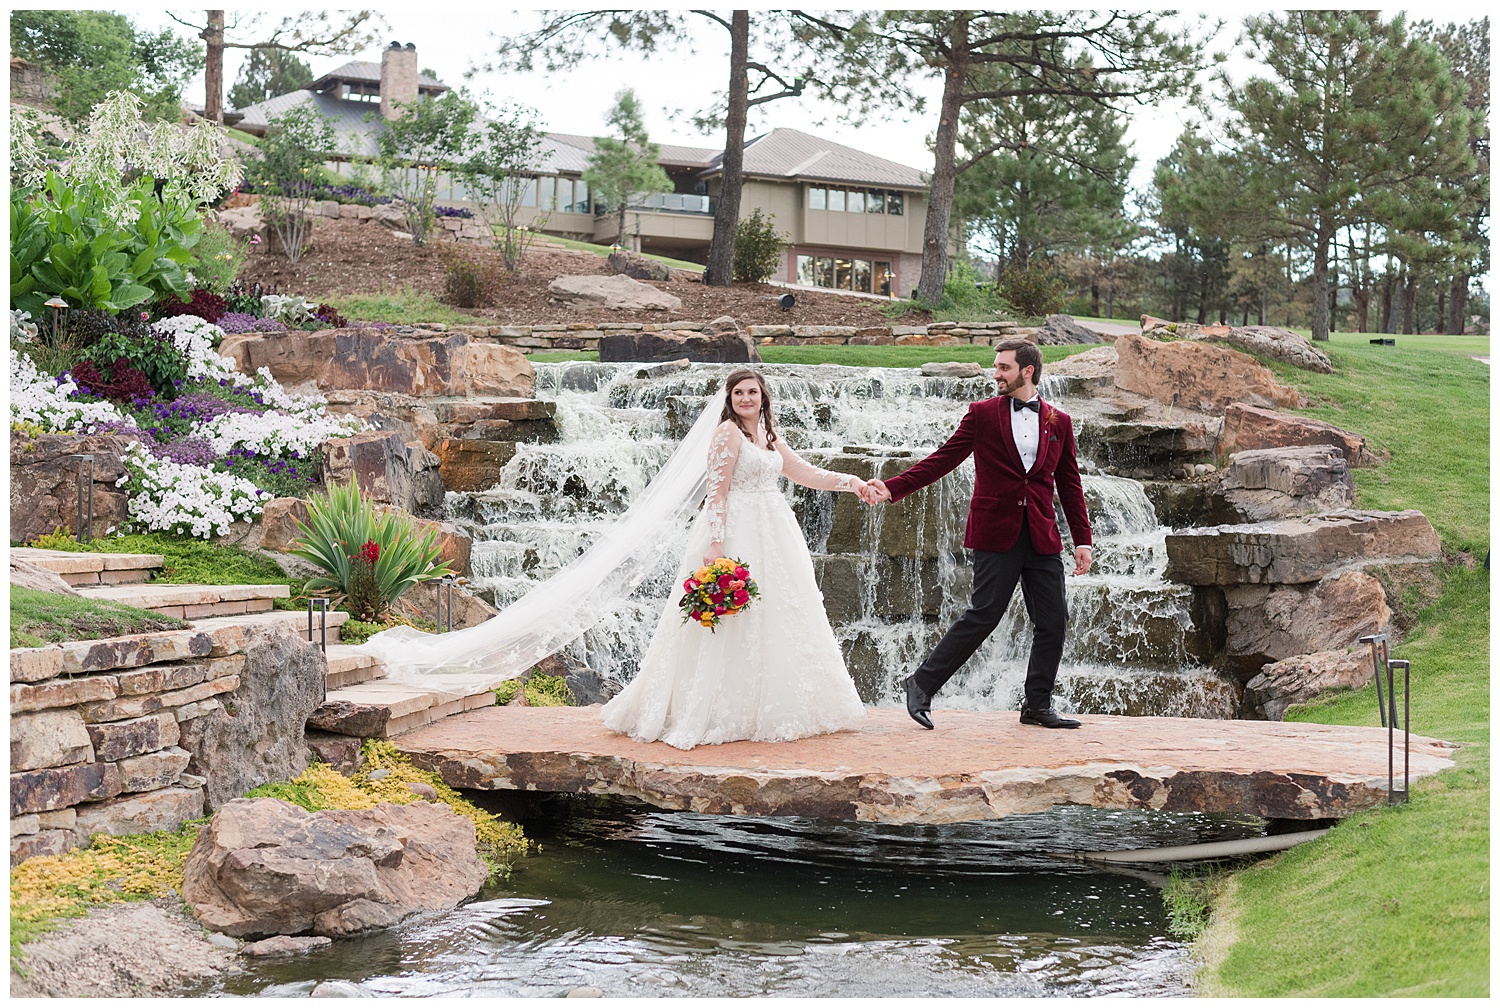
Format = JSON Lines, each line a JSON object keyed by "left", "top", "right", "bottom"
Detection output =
{"left": 117, "top": 442, "right": 273, "bottom": 538}
{"left": 13, "top": 315, "right": 374, "bottom": 539}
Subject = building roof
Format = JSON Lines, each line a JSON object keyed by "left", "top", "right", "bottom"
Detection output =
{"left": 704, "top": 128, "right": 928, "bottom": 190}
{"left": 308, "top": 60, "right": 447, "bottom": 93}
{"left": 232, "top": 90, "right": 395, "bottom": 156}
{"left": 546, "top": 131, "right": 719, "bottom": 170}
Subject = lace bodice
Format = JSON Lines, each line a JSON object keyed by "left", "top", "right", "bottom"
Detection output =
{"left": 703, "top": 421, "right": 859, "bottom": 547}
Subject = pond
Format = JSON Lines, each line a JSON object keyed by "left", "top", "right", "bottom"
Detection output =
{"left": 211, "top": 796, "right": 1264, "bottom": 998}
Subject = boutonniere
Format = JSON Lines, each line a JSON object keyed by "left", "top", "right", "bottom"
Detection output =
{"left": 1041, "top": 403, "right": 1058, "bottom": 429}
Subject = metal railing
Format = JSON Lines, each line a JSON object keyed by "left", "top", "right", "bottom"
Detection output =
{"left": 307, "top": 598, "right": 330, "bottom": 653}
{"left": 596, "top": 193, "right": 714, "bottom": 216}
{"left": 1359, "top": 632, "right": 1410, "bottom": 804}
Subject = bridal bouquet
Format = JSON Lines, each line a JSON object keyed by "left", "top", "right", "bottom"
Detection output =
{"left": 680, "top": 557, "right": 759, "bottom": 631}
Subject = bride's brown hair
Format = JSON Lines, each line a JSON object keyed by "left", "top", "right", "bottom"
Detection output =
{"left": 719, "top": 369, "right": 779, "bottom": 450}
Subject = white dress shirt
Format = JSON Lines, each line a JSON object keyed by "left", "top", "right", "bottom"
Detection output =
{"left": 1011, "top": 394, "right": 1041, "bottom": 471}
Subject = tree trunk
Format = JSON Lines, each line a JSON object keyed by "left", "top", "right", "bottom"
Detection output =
{"left": 1309, "top": 223, "right": 1332, "bottom": 341}
{"left": 1435, "top": 290, "right": 1446, "bottom": 335}
{"left": 1258, "top": 288, "right": 1267, "bottom": 326}
{"left": 1090, "top": 278, "right": 1099, "bottom": 318}
{"left": 1378, "top": 272, "right": 1393, "bottom": 333}
{"left": 617, "top": 204, "right": 627, "bottom": 250}
{"left": 1385, "top": 266, "right": 1405, "bottom": 333}
{"left": 202, "top": 10, "right": 225, "bottom": 125}
{"left": 915, "top": 15, "right": 969, "bottom": 305}
{"left": 704, "top": 10, "right": 750, "bottom": 287}
{"left": 1401, "top": 273, "right": 1416, "bottom": 335}
{"left": 1448, "top": 274, "right": 1469, "bottom": 334}
{"left": 1105, "top": 279, "right": 1115, "bottom": 319}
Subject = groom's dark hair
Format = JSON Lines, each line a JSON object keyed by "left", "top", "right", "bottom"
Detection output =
{"left": 995, "top": 338, "right": 1042, "bottom": 382}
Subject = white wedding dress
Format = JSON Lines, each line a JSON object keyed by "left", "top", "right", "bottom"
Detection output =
{"left": 601, "top": 421, "right": 868, "bottom": 749}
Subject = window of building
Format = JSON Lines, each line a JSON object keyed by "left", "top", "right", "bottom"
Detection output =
{"left": 538, "top": 176, "right": 556, "bottom": 211}
{"left": 853, "top": 259, "right": 872, "bottom": 293}
{"left": 886, "top": 191, "right": 904, "bottom": 215}
{"left": 573, "top": 179, "right": 590, "bottom": 214}
{"left": 847, "top": 189, "right": 865, "bottom": 213}
{"left": 809, "top": 186, "right": 826, "bottom": 210}
{"left": 875, "top": 261, "right": 892, "bottom": 296}
{"left": 828, "top": 188, "right": 846, "bottom": 212}
{"left": 520, "top": 177, "right": 537, "bottom": 207}
{"left": 868, "top": 191, "right": 885, "bottom": 214}
{"left": 834, "top": 258, "right": 853, "bottom": 290}
{"left": 796, "top": 255, "right": 815, "bottom": 286}
{"left": 814, "top": 256, "right": 834, "bottom": 287}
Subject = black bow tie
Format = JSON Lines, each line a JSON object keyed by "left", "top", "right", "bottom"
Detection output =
{"left": 1012, "top": 398, "right": 1040, "bottom": 413}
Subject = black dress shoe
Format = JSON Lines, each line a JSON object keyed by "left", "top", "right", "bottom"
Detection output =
{"left": 902, "top": 676, "right": 934, "bottom": 730}
{"left": 1019, "top": 706, "right": 1081, "bottom": 729}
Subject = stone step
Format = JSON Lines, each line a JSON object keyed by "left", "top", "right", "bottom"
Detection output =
{"left": 189, "top": 608, "right": 351, "bottom": 645}
{"left": 74, "top": 583, "right": 290, "bottom": 620}
{"left": 12, "top": 548, "right": 164, "bottom": 586}
{"left": 324, "top": 645, "right": 387, "bottom": 689}
{"left": 310, "top": 679, "right": 497, "bottom": 739}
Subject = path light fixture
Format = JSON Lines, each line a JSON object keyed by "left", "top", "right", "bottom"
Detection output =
{"left": 65, "top": 453, "right": 94, "bottom": 542}
{"left": 45, "top": 295, "right": 68, "bottom": 350}
{"left": 307, "top": 597, "right": 329, "bottom": 653}
{"left": 1359, "top": 632, "right": 1410, "bottom": 804}
{"left": 608, "top": 243, "right": 621, "bottom": 252}
{"left": 436, "top": 573, "right": 458, "bottom": 633}
{"left": 777, "top": 293, "right": 795, "bottom": 312}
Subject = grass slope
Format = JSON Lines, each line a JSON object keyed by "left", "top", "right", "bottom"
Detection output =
{"left": 11, "top": 586, "right": 189, "bottom": 648}
{"left": 22, "top": 531, "right": 292, "bottom": 586}
{"left": 1193, "top": 331, "right": 1489, "bottom": 996}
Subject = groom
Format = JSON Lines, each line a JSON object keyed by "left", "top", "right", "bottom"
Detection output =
{"left": 861, "top": 339, "right": 1093, "bottom": 730}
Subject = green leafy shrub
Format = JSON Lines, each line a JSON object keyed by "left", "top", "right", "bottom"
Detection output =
{"left": 732, "top": 208, "right": 787, "bottom": 283}
{"left": 84, "top": 328, "right": 188, "bottom": 395}
{"left": 189, "top": 220, "right": 247, "bottom": 294}
{"left": 995, "top": 259, "right": 1068, "bottom": 317}
{"left": 494, "top": 672, "right": 575, "bottom": 707}
{"left": 289, "top": 477, "right": 455, "bottom": 620}
{"left": 438, "top": 244, "right": 504, "bottom": 308}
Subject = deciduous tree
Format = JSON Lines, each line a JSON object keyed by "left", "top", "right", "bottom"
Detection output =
{"left": 455, "top": 102, "right": 553, "bottom": 273}
{"left": 372, "top": 89, "right": 479, "bottom": 245}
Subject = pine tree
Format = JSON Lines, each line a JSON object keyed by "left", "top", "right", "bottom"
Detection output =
{"left": 227, "top": 46, "right": 313, "bottom": 108}
{"left": 582, "top": 90, "right": 672, "bottom": 253}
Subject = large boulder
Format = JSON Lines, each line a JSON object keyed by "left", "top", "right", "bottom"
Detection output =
{"left": 181, "top": 796, "right": 488, "bottom": 938}
{"left": 177, "top": 627, "right": 326, "bottom": 810}
{"left": 1223, "top": 570, "right": 1392, "bottom": 675}
{"left": 1141, "top": 315, "right": 1334, "bottom": 373}
{"left": 1114, "top": 333, "right": 1304, "bottom": 414}
{"left": 606, "top": 249, "right": 672, "bottom": 282}
{"left": 319, "top": 431, "right": 444, "bottom": 518}
{"left": 1220, "top": 403, "right": 1372, "bottom": 466}
{"left": 1220, "top": 445, "right": 1354, "bottom": 521}
{"left": 9, "top": 432, "right": 135, "bottom": 544}
{"left": 1164, "top": 510, "right": 1442, "bottom": 586}
{"left": 1035, "top": 314, "right": 1104, "bottom": 345}
{"left": 548, "top": 273, "right": 683, "bottom": 312}
{"left": 219, "top": 330, "right": 536, "bottom": 399}
{"left": 318, "top": 390, "right": 557, "bottom": 450}
{"left": 11, "top": 557, "right": 79, "bottom": 595}
{"left": 599, "top": 329, "right": 760, "bottom": 364}
{"left": 1242, "top": 648, "right": 1376, "bottom": 720}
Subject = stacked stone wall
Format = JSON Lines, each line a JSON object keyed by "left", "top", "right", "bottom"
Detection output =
{"left": 8, "top": 624, "right": 317, "bottom": 865}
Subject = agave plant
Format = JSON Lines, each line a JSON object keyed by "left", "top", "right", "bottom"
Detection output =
{"left": 289, "top": 477, "right": 454, "bottom": 621}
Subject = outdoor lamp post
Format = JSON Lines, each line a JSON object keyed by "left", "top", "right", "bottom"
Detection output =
{"left": 44, "top": 295, "right": 68, "bottom": 350}
{"left": 609, "top": 243, "right": 621, "bottom": 252}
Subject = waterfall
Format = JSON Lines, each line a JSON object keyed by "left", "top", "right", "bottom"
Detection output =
{"left": 451, "top": 362, "right": 1238, "bottom": 717}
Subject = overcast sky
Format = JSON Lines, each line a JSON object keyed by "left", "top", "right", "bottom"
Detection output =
{"left": 129, "top": 4, "right": 1488, "bottom": 201}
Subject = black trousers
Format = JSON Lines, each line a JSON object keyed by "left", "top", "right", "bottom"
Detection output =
{"left": 911, "top": 523, "right": 1068, "bottom": 711}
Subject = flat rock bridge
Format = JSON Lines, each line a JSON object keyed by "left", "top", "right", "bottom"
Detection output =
{"left": 393, "top": 707, "right": 1456, "bottom": 824}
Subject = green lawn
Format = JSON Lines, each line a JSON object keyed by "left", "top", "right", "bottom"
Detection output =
{"left": 1192, "top": 330, "right": 1489, "bottom": 997}
{"left": 528, "top": 233, "right": 704, "bottom": 271}
{"left": 10, "top": 586, "right": 189, "bottom": 648}
{"left": 326, "top": 291, "right": 488, "bottom": 327}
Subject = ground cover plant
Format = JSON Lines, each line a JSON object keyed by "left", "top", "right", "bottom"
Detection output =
{"left": 21, "top": 530, "right": 291, "bottom": 587}
{"left": 10, "top": 585, "right": 189, "bottom": 648}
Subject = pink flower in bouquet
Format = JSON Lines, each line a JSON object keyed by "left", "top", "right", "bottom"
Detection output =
{"left": 728, "top": 579, "right": 744, "bottom": 591}
{"left": 733, "top": 589, "right": 750, "bottom": 605}
{"left": 683, "top": 578, "right": 699, "bottom": 591}
{"left": 689, "top": 609, "right": 702, "bottom": 621}
{"left": 713, "top": 604, "right": 726, "bottom": 615}
{"left": 717, "top": 573, "right": 733, "bottom": 588}
{"left": 734, "top": 566, "right": 749, "bottom": 580}
{"left": 709, "top": 592, "right": 724, "bottom": 605}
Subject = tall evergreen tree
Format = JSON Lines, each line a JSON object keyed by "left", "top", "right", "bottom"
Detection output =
{"left": 227, "top": 46, "right": 313, "bottom": 108}
{"left": 582, "top": 90, "right": 673, "bottom": 252}
{"left": 1216, "top": 12, "right": 1474, "bottom": 340}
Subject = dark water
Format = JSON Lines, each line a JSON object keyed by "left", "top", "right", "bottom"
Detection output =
{"left": 210, "top": 796, "right": 1266, "bottom": 998}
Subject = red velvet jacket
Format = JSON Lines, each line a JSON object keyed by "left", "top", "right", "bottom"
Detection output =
{"left": 882, "top": 396, "right": 1092, "bottom": 554}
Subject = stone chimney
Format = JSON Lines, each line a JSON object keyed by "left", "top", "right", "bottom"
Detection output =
{"left": 380, "top": 42, "right": 419, "bottom": 120}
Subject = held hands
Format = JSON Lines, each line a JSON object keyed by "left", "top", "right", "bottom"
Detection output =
{"left": 858, "top": 478, "right": 891, "bottom": 505}
{"left": 1072, "top": 546, "right": 1093, "bottom": 576}
{"left": 704, "top": 543, "right": 723, "bottom": 568}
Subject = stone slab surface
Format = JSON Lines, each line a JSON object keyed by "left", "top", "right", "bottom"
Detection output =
{"left": 75, "top": 583, "right": 291, "bottom": 608}
{"left": 10, "top": 548, "right": 164, "bottom": 574}
{"left": 396, "top": 706, "right": 1456, "bottom": 824}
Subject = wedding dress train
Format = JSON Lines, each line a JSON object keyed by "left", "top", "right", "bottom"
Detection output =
{"left": 600, "top": 422, "right": 867, "bottom": 749}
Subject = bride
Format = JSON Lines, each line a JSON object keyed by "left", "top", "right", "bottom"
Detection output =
{"left": 356, "top": 368, "right": 868, "bottom": 749}
{"left": 600, "top": 368, "right": 868, "bottom": 749}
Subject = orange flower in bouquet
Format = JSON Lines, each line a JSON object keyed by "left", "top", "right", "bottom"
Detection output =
{"left": 679, "top": 557, "right": 759, "bottom": 631}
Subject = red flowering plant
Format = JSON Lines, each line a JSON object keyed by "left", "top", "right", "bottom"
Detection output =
{"left": 346, "top": 539, "right": 384, "bottom": 620}
{"left": 678, "top": 557, "right": 759, "bottom": 631}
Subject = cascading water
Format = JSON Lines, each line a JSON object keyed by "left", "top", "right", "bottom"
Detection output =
{"left": 448, "top": 361, "right": 1238, "bottom": 718}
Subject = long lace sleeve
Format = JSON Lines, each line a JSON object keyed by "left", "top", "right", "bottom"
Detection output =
{"left": 704, "top": 421, "right": 743, "bottom": 551}
{"left": 775, "top": 440, "right": 864, "bottom": 493}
